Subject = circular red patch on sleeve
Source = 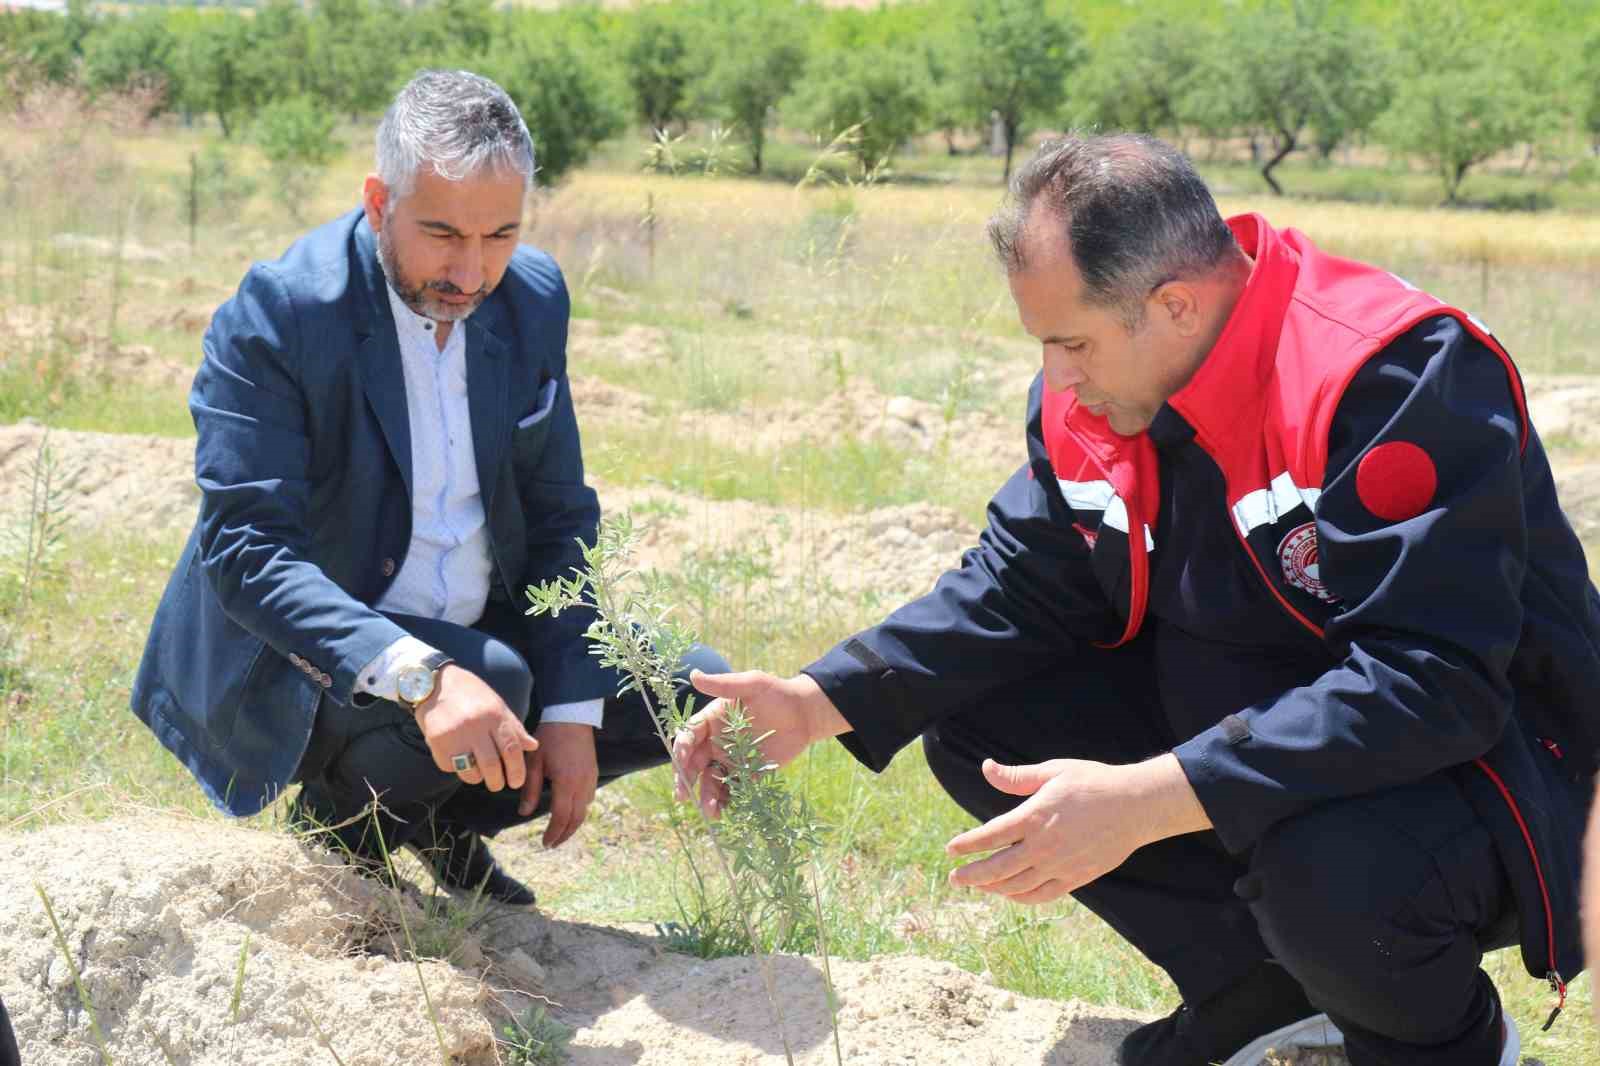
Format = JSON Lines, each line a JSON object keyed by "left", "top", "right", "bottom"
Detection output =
{"left": 1356, "top": 441, "right": 1437, "bottom": 522}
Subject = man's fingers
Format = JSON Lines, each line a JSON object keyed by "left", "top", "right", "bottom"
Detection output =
{"left": 688, "top": 669, "right": 768, "bottom": 700}
{"left": 518, "top": 752, "right": 545, "bottom": 818}
{"left": 553, "top": 792, "right": 591, "bottom": 849}
{"left": 697, "top": 762, "right": 728, "bottom": 819}
{"left": 672, "top": 702, "right": 725, "bottom": 799}
{"left": 981, "top": 758, "right": 1063, "bottom": 798}
{"left": 961, "top": 858, "right": 1049, "bottom": 897}
{"left": 948, "top": 840, "right": 1033, "bottom": 887}
{"left": 497, "top": 725, "right": 529, "bottom": 791}
{"left": 544, "top": 781, "right": 574, "bottom": 848}
{"left": 945, "top": 809, "right": 1025, "bottom": 857}
{"left": 474, "top": 738, "right": 506, "bottom": 792}
{"left": 1007, "top": 879, "right": 1071, "bottom": 905}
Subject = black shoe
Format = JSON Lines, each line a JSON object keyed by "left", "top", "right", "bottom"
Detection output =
{"left": 409, "top": 831, "right": 537, "bottom": 907}
{"left": 1117, "top": 962, "right": 1318, "bottom": 1066}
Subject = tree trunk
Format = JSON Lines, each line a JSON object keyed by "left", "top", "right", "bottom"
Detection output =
{"left": 1002, "top": 117, "right": 1019, "bottom": 184}
{"left": 1260, "top": 133, "right": 1295, "bottom": 196}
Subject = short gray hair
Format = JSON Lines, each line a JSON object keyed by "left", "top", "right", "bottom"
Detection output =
{"left": 988, "top": 133, "right": 1236, "bottom": 328}
{"left": 375, "top": 69, "right": 535, "bottom": 203}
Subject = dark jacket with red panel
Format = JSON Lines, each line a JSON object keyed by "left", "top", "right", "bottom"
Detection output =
{"left": 805, "top": 215, "right": 1600, "bottom": 997}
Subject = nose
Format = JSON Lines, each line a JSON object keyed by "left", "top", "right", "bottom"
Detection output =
{"left": 447, "top": 239, "right": 486, "bottom": 294}
{"left": 1042, "top": 346, "right": 1086, "bottom": 394}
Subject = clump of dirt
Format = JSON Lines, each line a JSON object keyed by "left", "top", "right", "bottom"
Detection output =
{"left": 2, "top": 816, "right": 1148, "bottom": 1066}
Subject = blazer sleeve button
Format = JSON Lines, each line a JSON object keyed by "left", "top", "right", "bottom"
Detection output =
{"left": 381, "top": 558, "right": 397, "bottom": 577}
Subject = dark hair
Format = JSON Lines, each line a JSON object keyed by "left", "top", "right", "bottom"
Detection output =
{"left": 988, "top": 133, "right": 1237, "bottom": 327}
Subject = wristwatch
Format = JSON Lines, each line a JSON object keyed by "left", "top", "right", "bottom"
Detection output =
{"left": 395, "top": 650, "right": 454, "bottom": 711}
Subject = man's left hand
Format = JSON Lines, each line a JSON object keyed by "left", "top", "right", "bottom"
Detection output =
{"left": 946, "top": 754, "right": 1210, "bottom": 905}
{"left": 518, "top": 721, "right": 599, "bottom": 848}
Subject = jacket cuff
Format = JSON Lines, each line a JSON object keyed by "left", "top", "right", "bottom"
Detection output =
{"left": 1172, "top": 718, "right": 1279, "bottom": 855}
{"left": 802, "top": 639, "right": 926, "bottom": 774}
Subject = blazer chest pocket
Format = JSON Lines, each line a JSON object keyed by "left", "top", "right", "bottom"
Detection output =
{"left": 511, "top": 377, "right": 559, "bottom": 469}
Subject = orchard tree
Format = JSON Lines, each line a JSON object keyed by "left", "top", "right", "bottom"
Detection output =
{"left": 408, "top": 0, "right": 498, "bottom": 68}
{"left": 308, "top": 0, "right": 404, "bottom": 119}
{"left": 1071, "top": 14, "right": 1209, "bottom": 137}
{"left": 692, "top": 0, "right": 809, "bottom": 174}
{"left": 622, "top": 1, "right": 699, "bottom": 134}
{"left": 257, "top": 95, "right": 339, "bottom": 222}
{"left": 1198, "top": 0, "right": 1390, "bottom": 195}
{"left": 786, "top": 43, "right": 928, "bottom": 172}
{"left": 6, "top": 0, "right": 94, "bottom": 83}
{"left": 950, "top": 0, "right": 1082, "bottom": 182}
{"left": 82, "top": 12, "right": 181, "bottom": 114}
{"left": 1376, "top": 0, "right": 1551, "bottom": 203}
{"left": 174, "top": 14, "right": 268, "bottom": 138}
{"left": 485, "top": 15, "right": 628, "bottom": 186}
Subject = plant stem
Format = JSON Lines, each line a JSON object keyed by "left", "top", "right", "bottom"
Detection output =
{"left": 36, "top": 882, "right": 116, "bottom": 1066}
{"left": 810, "top": 859, "right": 844, "bottom": 1066}
{"left": 631, "top": 679, "right": 797, "bottom": 1066}
{"left": 368, "top": 806, "right": 452, "bottom": 1066}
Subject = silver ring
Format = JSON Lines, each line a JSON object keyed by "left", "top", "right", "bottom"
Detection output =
{"left": 451, "top": 752, "right": 476, "bottom": 773}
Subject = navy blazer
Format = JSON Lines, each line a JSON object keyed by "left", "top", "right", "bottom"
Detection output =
{"left": 132, "top": 209, "right": 612, "bottom": 816}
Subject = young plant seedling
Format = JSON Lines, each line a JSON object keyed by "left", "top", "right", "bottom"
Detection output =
{"left": 526, "top": 513, "right": 842, "bottom": 1066}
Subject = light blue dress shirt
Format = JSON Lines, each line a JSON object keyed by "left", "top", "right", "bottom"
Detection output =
{"left": 353, "top": 284, "right": 603, "bottom": 728}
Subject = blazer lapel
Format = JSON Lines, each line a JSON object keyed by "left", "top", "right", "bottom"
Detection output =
{"left": 352, "top": 219, "right": 414, "bottom": 502}
{"left": 466, "top": 306, "right": 510, "bottom": 512}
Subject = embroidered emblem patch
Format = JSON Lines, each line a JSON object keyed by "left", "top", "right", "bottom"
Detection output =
{"left": 1356, "top": 440, "right": 1437, "bottom": 522}
{"left": 1277, "top": 521, "right": 1336, "bottom": 603}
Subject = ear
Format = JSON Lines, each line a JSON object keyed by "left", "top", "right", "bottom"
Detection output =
{"left": 1153, "top": 281, "right": 1203, "bottom": 337}
{"left": 361, "top": 174, "right": 388, "bottom": 232}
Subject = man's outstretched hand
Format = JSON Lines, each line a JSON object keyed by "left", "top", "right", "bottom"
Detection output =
{"left": 945, "top": 754, "right": 1211, "bottom": 905}
{"left": 671, "top": 670, "right": 850, "bottom": 818}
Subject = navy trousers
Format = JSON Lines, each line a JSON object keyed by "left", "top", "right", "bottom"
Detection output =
{"left": 921, "top": 633, "right": 1516, "bottom": 1066}
{"left": 293, "top": 611, "right": 728, "bottom": 859}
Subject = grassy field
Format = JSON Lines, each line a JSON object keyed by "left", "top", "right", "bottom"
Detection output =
{"left": 1, "top": 111, "right": 1596, "bottom": 1060}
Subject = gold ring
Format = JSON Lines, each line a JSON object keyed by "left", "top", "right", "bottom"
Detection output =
{"left": 451, "top": 752, "right": 476, "bottom": 773}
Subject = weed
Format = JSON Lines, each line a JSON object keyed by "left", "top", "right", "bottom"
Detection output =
{"left": 499, "top": 1004, "right": 573, "bottom": 1066}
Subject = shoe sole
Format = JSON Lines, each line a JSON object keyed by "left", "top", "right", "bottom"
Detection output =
{"left": 1222, "top": 1013, "right": 1345, "bottom": 1066}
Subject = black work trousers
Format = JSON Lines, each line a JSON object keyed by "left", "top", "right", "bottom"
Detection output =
{"left": 921, "top": 634, "right": 1517, "bottom": 1066}
{"left": 292, "top": 611, "right": 728, "bottom": 859}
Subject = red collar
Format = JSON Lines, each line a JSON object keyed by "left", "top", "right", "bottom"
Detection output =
{"left": 1165, "top": 214, "right": 1302, "bottom": 453}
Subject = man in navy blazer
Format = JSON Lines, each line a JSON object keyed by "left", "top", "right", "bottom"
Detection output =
{"left": 132, "top": 70, "right": 723, "bottom": 904}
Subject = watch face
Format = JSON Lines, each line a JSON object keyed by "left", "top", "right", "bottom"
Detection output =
{"left": 397, "top": 665, "right": 434, "bottom": 705}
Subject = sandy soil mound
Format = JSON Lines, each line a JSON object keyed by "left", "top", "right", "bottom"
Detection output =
{"left": 0, "top": 423, "right": 199, "bottom": 539}
{"left": 1, "top": 819, "right": 500, "bottom": 1066}
{"left": 2, "top": 817, "right": 1147, "bottom": 1066}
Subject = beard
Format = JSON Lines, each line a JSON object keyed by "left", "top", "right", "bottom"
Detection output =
{"left": 376, "top": 217, "right": 488, "bottom": 324}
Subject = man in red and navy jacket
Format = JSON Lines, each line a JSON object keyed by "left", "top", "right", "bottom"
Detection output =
{"left": 673, "top": 135, "right": 1599, "bottom": 1066}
